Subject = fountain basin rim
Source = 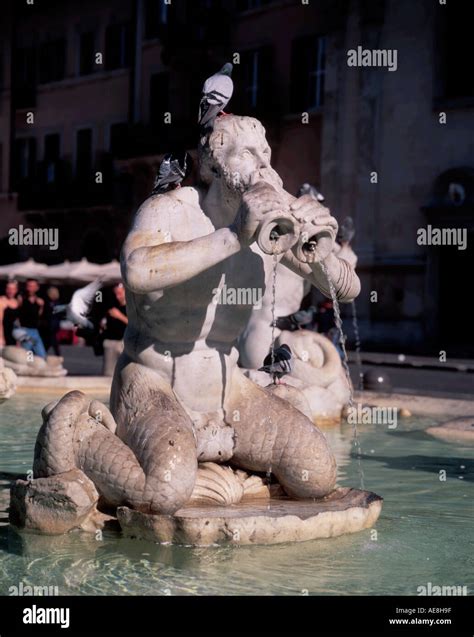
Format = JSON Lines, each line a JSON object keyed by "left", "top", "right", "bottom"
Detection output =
{"left": 355, "top": 390, "right": 474, "bottom": 418}
{"left": 117, "top": 487, "right": 383, "bottom": 546}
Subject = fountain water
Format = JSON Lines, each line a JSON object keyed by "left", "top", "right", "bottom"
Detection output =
{"left": 320, "top": 261, "right": 365, "bottom": 489}
{"left": 351, "top": 300, "right": 364, "bottom": 391}
{"left": 270, "top": 252, "right": 278, "bottom": 371}
{"left": 266, "top": 250, "right": 279, "bottom": 492}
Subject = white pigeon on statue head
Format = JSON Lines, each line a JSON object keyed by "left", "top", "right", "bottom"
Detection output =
{"left": 198, "top": 63, "right": 233, "bottom": 131}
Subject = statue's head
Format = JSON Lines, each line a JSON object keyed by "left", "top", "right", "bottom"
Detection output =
{"left": 198, "top": 115, "right": 283, "bottom": 194}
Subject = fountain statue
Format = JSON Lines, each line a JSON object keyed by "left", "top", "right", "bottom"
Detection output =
{"left": 1, "top": 347, "right": 67, "bottom": 378}
{"left": 0, "top": 355, "right": 17, "bottom": 402}
{"left": 10, "top": 115, "right": 382, "bottom": 544}
{"left": 239, "top": 212, "right": 359, "bottom": 425}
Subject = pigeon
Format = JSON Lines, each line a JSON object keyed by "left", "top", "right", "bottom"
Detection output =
{"left": 198, "top": 63, "right": 233, "bottom": 130}
{"left": 258, "top": 344, "right": 293, "bottom": 384}
{"left": 336, "top": 216, "right": 355, "bottom": 244}
{"left": 297, "top": 183, "right": 325, "bottom": 202}
{"left": 290, "top": 306, "right": 316, "bottom": 330}
{"left": 275, "top": 306, "right": 316, "bottom": 332}
{"left": 53, "top": 279, "right": 102, "bottom": 330}
{"left": 151, "top": 152, "right": 191, "bottom": 195}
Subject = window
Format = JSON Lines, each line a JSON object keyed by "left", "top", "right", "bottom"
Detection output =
{"left": 76, "top": 129, "right": 92, "bottom": 182}
{"left": 198, "top": 0, "right": 222, "bottom": 8}
{"left": 110, "top": 122, "right": 129, "bottom": 157}
{"left": 105, "top": 23, "right": 131, "bottom": 70}
{"left": 240, "top": 47, "right": 272, "bottom": 113}
{"left": 39, "top": 39, "right": 66, "bottom": 83}
{"left": 0, "top": 44, "right": 4, "bottom": 89}
{"left": 290, "top": 35, "right": 326, "bottom": 111}
{"left": 17, "top": 47, "right": 36, "bottom": 86}
{"left": 149, "top": 72, "right": 170, "bottom": 128}
{"left": 439, "top": 3, "right": 474, "bottom": 99}
{"left": 15, "top": 46, "right": 36, "bottom": 107}
{"left": 44, "top": 133, "right": 60, "bottom": 184}
{"left": 79, "top": 31, "right": 95, "bottom": 76}
{"left": 237, "top": 0, "right": 274, "bottom": 11}
{"left": 14, "top": 137, "right": 36, "bottom": 185}
{"left": 144, "top": 0, "right": 171, "bottom": 39}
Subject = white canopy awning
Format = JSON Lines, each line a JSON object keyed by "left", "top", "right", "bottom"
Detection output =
{"left": 0, "top": 258, "right": 122, "bottom": 285}
{"left": 0, "top": 258, "right": 50, "bottom": 281}
{"left": 97, "top": 259, "right": 121, "bottom": 284}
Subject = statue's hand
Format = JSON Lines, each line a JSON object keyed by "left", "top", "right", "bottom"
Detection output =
{"left": 290, "top": 195, "right": 338, "bottom": 234}
{"left": 231, "top": 182, "right": 286, "bottom": 247}
{"left": 289, "top": 195, "right": 338, "bottom": 264}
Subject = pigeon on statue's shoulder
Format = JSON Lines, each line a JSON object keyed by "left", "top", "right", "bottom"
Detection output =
{"left": 151, "top": 152, "right": 191, "bottom": 195}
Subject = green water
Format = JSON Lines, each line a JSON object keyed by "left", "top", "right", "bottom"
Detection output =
{"left": 0, "top": 392, "right": 473, "bottom": 596}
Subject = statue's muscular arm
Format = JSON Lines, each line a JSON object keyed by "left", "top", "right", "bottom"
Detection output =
{"left": 278, "top": 193, "right": 360, "bottom": 303}
{"left": 122, "top": 193, "right": 241, "bottom": 294}
{"left": 280, "top": 249, "right": 360, "bottom": 303}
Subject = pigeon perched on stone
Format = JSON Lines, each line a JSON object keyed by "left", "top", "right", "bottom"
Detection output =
{"left": 275, "top": 306, "right": 316, "bottom": 332}
{"left": 290, "top": 306, "right": 316, "bottom": 330}
{"left": 336, "top": 216, "right": 355, "bottom": 244}
{"left": 151, "top": 152, "right": 190, "bottom": 195}
{"left": 297, "top": 183, "right": 325, "bottom": 202}
{"left": 259, "top": 344, "right": 293, "bottom": 384}
{"left": 53, "top": 279, "right": 102, "bottom": 330}
{"left": 198, "top": 63, "right": 233, "bottom": 130}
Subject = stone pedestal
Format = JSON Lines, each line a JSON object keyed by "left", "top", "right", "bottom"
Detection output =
{"left": 0, "top": 356, "right": 17, "bottom": 402}
{"left": 2, "top": 346, "right": 67, "bottom": 377}
{"left": 426, "top": 417, "right": 474, "bottom": 443}
{"left": 117, "top": 487, "right": 382, "bottom": 546}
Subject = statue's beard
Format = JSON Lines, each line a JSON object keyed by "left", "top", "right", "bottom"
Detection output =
{"left": 220, "top": 166, "right": 248, "bottom": 193}
{"left": 220, "top": 165, "right": 283, "bottom": 195}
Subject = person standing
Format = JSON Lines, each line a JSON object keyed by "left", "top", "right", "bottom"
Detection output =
{"left": 40, "top": 286, "right": 62, "bottom": 356}
{"left": 101, "top": 283, "right": 128, "bottom": 376}
{"left": 17, "top": 279, "right": 47, "bottom": 359}
{"left": 0, "top": 280, "right": 22, "bottom": 348}
{"left": 103, "top": 283, "right": 128, "bottom": 341}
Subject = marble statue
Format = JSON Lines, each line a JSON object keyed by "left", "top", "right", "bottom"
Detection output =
{"left": 1, "top": 347, "right": 67, "bottom": 378}
{"left": 239, "top": 247, "right": 358, "bottom": 424}
{"left": 0, "top": 355, "right": 17, "bottom": 402}
{"left": 10, "top": 115, "right": 381, "bottom": 544}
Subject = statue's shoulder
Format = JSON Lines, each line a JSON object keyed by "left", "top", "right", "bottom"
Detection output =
{"left": 135, "top": 187, "right": 202, "bottom": 221}
{"left": 129, "top": 186, "right": 210, "bottom": 239}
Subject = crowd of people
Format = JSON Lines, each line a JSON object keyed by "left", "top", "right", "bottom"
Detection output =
{"left": 0, "top": 279, "right": 128, "bottom": 361}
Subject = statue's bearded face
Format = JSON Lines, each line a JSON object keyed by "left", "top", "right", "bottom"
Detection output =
{"left": 204, "top": 117, "right": 283, "bottom": 194}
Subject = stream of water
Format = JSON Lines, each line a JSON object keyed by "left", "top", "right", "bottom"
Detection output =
{"left": 351, "top": 299, "right": 364, "bottom": 391}
{"left": 320, "top": 261, "right": 365, "bottom": 489}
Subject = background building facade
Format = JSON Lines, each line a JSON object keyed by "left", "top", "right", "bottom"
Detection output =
{"left": 0, "top": 0, "right": 472, "bottom": 354}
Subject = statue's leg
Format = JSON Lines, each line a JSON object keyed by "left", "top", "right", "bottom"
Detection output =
{"left": 106, "top": 356, "right": 198, "bottom": 513}
{"left": 227, "top": 370, "right": 337, "bottom": 499}
{"left": 34, "top": 379, "right": 197, "bottom": 515}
